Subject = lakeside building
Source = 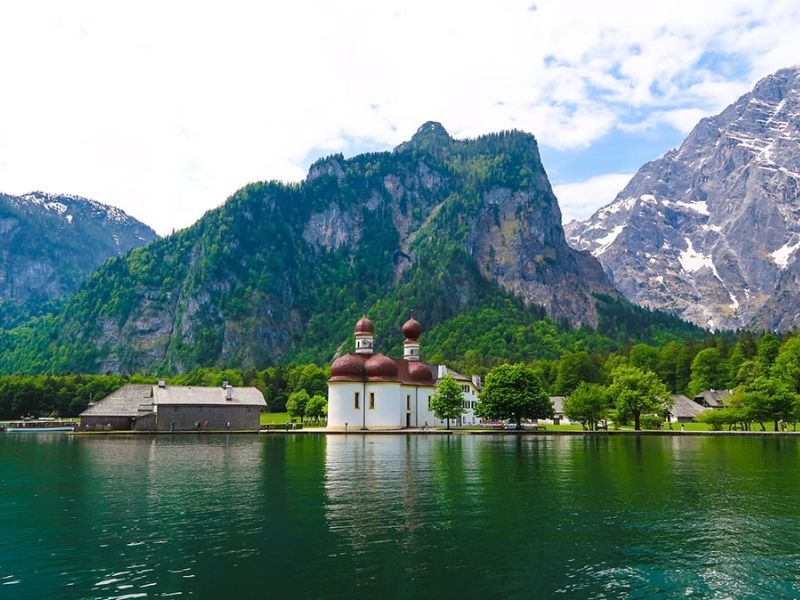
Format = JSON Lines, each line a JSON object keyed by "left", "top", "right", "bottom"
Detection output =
{"left": 79, "top": 382, "right": 266, "bottom": 431}
{"left": 693, "top": 389, "right": 732, "bottom": 409}
{"left": 327, "top": 316, "right": 481, "bottom": 430}
{"left": 668, "top": 394, "right": 708, "bottom": 423}
{"left": 535, "top": 397, "right": 576, "bottom": 426}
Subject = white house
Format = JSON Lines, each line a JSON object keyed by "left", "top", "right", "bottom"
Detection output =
{"left": 327, "top": 316, "right": 482, "bottom": 430}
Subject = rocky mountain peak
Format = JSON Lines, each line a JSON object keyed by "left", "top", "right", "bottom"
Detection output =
{"left": 566, "top": 65, "right": 800, "bottom": 331}
{"left": 394, "top": 121, "right": 453, "bottom": 154}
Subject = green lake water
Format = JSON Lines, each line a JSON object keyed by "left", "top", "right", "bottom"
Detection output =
{"left": 1, "top": 433, "right": 800, "bottom": 599}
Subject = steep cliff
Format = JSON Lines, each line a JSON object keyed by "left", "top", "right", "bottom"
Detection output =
{"left": 0, "top": 123, "right": 621, "bottom": 374}
{"left": 566, "top": 66, "right": 800, "bottom": 330}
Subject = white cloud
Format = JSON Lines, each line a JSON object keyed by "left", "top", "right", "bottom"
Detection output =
{"left": 554, "top": 173, "right": 633, "bottom": 223}
{"left": 0, "top": 0, "right": 798, "bottom": 233}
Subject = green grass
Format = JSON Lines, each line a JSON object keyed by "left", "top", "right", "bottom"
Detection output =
{"left": 260, "top": 412, "right": 290, "bottom": 425}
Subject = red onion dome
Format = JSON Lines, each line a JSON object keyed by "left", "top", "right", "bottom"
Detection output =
{"left": 402, "top": 317, "right": 423, "bottom": 341}
{"left": 330, "top": 354, "right": 366, "bottom": 380}
{"left": 365, "top": 353, "right": 399, "bottom": 379}
{"left": 354, "top": 315, "right": 375, "bottom": 335}
{"left": 408, "top": 361, "right": 433, "bottom": 384}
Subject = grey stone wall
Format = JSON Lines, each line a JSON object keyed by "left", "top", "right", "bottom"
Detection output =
{"left": 156, "top": 404, "right": 260, "bottom": 431}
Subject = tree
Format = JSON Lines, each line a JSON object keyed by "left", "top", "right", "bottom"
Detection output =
{"left": 476, "top": 363, "right": 553, "bottom": 426}
{"left": 553, "top": 351, "right": 603, "bottom": 395}
{"left": 772, "top": 336, "right": 800, "bottom": 392}
{"left": 305, "top": 394, "right": 328, "bottom": 423}
{"left": 608, "top": 365, "right": 670, "bottom": 431}
{"left": 688, "top": 348, "right": 724, "bottom": 397}
{"left": 430, "top": 374, "right": 464, "bottom": 429}
{"left": 741, "top": 376, "right": 798, "bottom": 431}
{"left": 563, "top": 382, "right": 609, "bottom": 431}
{"left": 286, "top": 390, "right": 310, "bottom": 422}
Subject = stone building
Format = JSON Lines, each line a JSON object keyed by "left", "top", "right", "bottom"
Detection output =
{"left": 80, "top": 382, "right": 266, "bottom": 431}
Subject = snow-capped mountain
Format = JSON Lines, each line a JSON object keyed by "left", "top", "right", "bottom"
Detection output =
{"left": 0, "top": 191, "right": 157, "bottom": 327}
{"left": 565, "top": 66, "right": 800, "bottom": 331}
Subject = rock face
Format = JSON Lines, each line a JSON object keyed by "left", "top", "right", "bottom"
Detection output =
{"left": 0, "top": 191, "right": 157, "bottom": 327}
{"left": 0, "top": 122, "right": 618, "bottom": 374}
{"left": 566, "top": 66, "right": 800, "bottom": 330}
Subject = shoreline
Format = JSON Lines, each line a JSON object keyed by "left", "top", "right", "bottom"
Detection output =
{"left": 62, "top": 429, "right": 800, "bottom": 437}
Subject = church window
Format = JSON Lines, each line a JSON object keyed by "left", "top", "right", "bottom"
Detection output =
{"left": 369, "top": 392, "right": 375, "bottom": 409}
{"left": 354, "top": 392, "right": 360, "bottom": 409}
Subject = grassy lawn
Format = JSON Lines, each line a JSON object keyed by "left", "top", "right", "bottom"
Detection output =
{"left": 260, "top": 412, "right": 290, "bottom": 425}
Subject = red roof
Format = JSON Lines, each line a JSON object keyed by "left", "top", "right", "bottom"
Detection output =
{"left": 329, "top": 353, "right": 436, "bottom": 386}
{"left": 354, "top": 316, "right": 375, "bottom": 335}
{"left": 401, "top": 317, "right": 423, "bottom": 341}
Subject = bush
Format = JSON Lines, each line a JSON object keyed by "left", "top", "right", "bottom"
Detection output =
{"left": 640, "top": 414, "right": 664, "bottom": 430}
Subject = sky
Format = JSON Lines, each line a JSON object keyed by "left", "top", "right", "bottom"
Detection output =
{"left": 0, "top": 1, "right": 798, "bottom": 235}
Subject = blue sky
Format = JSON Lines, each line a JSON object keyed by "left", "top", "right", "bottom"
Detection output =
{"left": 0, "top": 0, "right": 797, "bottom": 234}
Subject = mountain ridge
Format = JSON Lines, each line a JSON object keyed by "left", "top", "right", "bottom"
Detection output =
{"left": 0, "top": 123, "right": 632, "bottom": 374}
{"left": 0, "top": 191, "right": 157, "bottom": 328}
{"left": 566, "top": 66, "right": 800, "bottom": 331}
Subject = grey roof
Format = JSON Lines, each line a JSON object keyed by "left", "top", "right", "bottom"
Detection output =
{"left": 153, "top": 385, "right": 266, "bottom": 407}
{"left": 550, "top": 396, "right": 566, "bottom": 414}
{"left": 80, "top": 384, "right": 154, "bottom": 417}
{"left": 670, "top": 394, "right": 707, "bottom": 418}
{"left": 433, "top": 365, "right": 481, "bottom": 389}
{"left": 81, "top": 384, "right": 266, "bottom": 417}
{"left": 693, "top": 389, "right": 732, "bottom": 407}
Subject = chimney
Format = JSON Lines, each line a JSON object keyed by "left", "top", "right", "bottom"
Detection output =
{"left": 158, "top": 380, "right": 166, "bottom": 388}
{"left": 471, "top": 375, "right": 482, "bottom": 390}
{"left": 225, "top": 385, "right": 233, "bottom": 401}
{"left": 222, "top": 380, "right": 229, "bottom": 389}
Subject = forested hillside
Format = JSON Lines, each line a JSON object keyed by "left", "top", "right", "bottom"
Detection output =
{"left": 0, "top": 122, "right": 683, "bottom": 375}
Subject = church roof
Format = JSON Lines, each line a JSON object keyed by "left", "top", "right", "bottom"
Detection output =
{"left": 329, "top": 353, "right": 435, "bottom": 386}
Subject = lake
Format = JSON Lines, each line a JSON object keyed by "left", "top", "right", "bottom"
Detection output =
{"left": 2, "top": 433, "right": 800, "bottom": 598}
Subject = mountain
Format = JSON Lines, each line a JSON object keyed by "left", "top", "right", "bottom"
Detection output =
{"left": 0, "top": 123, "right": 630, "bottom": 374}
{"left": 0, "top": 191, "right": 157, "bottom": 328}
{"left": 566, "top": 66, "right": 800, "bottom": 331}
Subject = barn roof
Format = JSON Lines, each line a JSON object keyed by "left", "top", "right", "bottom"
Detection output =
{"left": 80, "top": 384, "right": 154, "bottom": 417}
{"left": 153, "top": 385, "right": 266, "bottom": 406}
{"left": 693, "top": 389, "right": 732, "bottom": 407}
{"left": 80, "top": 384, "right": 266, "bottom": 417}
{"left": 670, "top": 394, "right": 707, "bottom": 418}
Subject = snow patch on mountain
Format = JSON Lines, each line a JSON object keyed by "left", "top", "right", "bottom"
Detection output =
{"left": 770, "top": 239, "right": 800, "bottom": 268}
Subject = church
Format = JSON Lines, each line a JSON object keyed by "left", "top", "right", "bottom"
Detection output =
{"left": 327, "top": 315, "right": 482, "bottom": 430}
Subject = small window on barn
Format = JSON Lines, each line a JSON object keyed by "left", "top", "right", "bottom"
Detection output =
{"left": 369, "top": 392, "right": 375, "bottom": 410}
{"left": 354, "top": 392, "right": 360, "bottom": 409}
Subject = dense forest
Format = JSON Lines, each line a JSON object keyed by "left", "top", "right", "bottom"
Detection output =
{"left": 5, "top": 323, "right": 796, "bottom": 423}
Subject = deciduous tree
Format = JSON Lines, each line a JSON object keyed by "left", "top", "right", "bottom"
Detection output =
{"left": 476, "top": 363, "right": 552, "bottom": 426}
{"left": 430, "top": 374, "right": 464, "bottom": 429}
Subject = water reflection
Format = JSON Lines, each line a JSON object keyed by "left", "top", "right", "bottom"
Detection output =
{"left": 2, "top": 434, "right": 800, "bottom": 598}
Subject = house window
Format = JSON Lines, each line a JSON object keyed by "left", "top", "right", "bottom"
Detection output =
{"left": 369, "top": 392, "right": 375, "bottom": 410}
{"left": 354, "top": 392, "right": 360, "bottom": 409}
{"left": 427, "top": 396, "right": 431, "bottom": 410}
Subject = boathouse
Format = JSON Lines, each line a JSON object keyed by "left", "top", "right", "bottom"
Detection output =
{"left": 79, "top": 382, "right": 266, "bottom": 431}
